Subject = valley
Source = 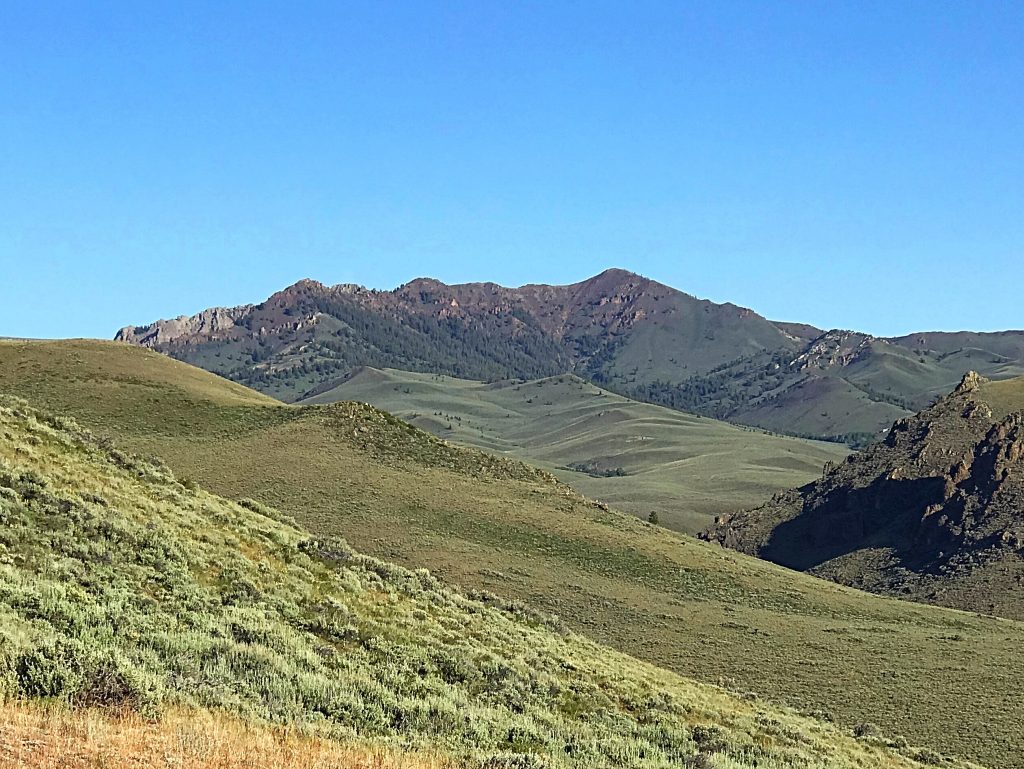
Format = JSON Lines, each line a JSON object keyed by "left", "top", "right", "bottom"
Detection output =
{"left": 300, "top": 366, "right": 847, "bottom": 531}
{"left": 7, "top": 8, "right": 1020, "bottom": 769}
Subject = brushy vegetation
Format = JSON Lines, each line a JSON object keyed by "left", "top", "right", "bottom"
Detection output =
{"left": 0, "top": 396, "right": 979, "bottom": 769}
{"left": 2, "top": 341, "right": 1023, "bottom": 769}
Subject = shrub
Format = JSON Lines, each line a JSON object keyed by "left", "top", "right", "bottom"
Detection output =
{"left": 75, "top": 656, "right": 160, "bottom": 716}
{"left": 433, "top": 650, "right": 480, "bottom": 685}
{"left": 853, "top": 722, "right": 884, "bottom": 739}
{"left": 690, "top": 725, "right": 728, "bottom": 754}
{"left": 478, "top": 753, "right": 547, "bottom": 769}
{"left": 299, "top": 536, "right": 356, "bottom": 564}
{"left": 913, "top": 749, "right": 945, "bottom": 765}
{"left": 0, "top": 643, "right": 18, "bottom": 700}
{"left": 15, "top": 640, "right": 86, "bottom": 699}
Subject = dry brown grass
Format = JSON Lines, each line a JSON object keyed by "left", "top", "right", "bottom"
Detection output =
{"left": 0, "top": 703, "right": 446, "bottom": 769}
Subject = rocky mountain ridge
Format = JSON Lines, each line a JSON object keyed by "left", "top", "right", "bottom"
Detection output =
{"left": 115, "top": 269, "right": 1024, "bottom": 442}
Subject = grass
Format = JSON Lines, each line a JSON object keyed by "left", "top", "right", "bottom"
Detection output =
{"left": 0, "top": 395, "right": 964, "bottom": 769}
{"left": 0, "top": 702, "right": 443, "bottom": 769}
{"left": 977, "top": 375, "right": 1024, "bottom": 420}
{"left": 0, "top": 340, "right": 1022, "bottom": 768}
{"left": 300, "top": 368, "right": 848, "bottom": 532}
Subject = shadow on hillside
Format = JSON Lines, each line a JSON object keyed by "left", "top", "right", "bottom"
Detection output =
{"left": 760, "top": 475, "right": 950, "bottom": 572}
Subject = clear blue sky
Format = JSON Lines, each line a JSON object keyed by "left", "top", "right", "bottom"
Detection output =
{"left": 2, "top": 2, "right": 1021, "bottom": 339}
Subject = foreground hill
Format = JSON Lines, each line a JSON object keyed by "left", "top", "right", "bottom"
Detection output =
{"left": 114, "top": 269, "right": 1024, "bottom": 442}
{"left": 704, "top": 373, "right": 1024, "bottom": 620}
{"left": 2, "top": 340, "right": 1023, "bottom": 767}
{"left": 1, "top": 703, "right": 437, "bottom": 769}
{"left": 302, "top": 367, "right": 847, "bottom": 531}
{"left": 3, "top": 396, "right": 957, "bottom": 769}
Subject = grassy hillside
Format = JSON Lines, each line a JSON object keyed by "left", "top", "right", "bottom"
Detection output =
{"left": 978, "top": 375, "right": 1024, "bottom": 420}
{"left": 1, "top": 341, "right": 1023, "bottom": 768}
{"left": 0, "top": 339, "right": 279, "bottom": 437}
{"left": 301, "top": 367, "right": 847, "bottom": 531}
{"left": 630, "top": 332, "right": 1024, "bottom": 444}
{"left": 0, "top": 394, "right": 964, "bottom": 769}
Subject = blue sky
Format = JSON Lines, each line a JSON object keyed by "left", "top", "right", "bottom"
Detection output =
{"left": 1, "top": 2, "right": 1021, "bottom": 339}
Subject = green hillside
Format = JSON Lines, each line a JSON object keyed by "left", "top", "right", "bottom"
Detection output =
{"left": 2, "top": 340, "right": 1023, "bottom": 768}
{"left": 978, "top": 375, "right": 1024, "bottom": 420}
{"left": 301, "top": 367, "right": 848, "bottom": 531}
{"left": 631, "top": 332, "right": 1024, "bottom": 445}
{"left": 3, "top": 396, "right": 966, "bottom": 768}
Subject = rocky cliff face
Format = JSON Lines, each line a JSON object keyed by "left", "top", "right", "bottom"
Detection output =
{"left": 116, "top": 305, "right": 253, "bottom": 347}
{"left": 703, "top": 372, "right": 1024, "bottom": 618}
{"left": 789, "top": 330, "right": 876, "bottom": 372}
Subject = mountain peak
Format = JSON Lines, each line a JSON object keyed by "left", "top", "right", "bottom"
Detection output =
{"left": 400, "top": 276, "right": 446, "bottom": 291}
{"left": 111, "top": 271, "right": 1024, "bottom": 446}
{"left": 591, "top": 267, "right": 640, "bottom": 280}
{"left": 578, "top": 267, "right": 645, "bottom": 287}
{"left": 281, "top": 278, "right": 326, "bottom": 293}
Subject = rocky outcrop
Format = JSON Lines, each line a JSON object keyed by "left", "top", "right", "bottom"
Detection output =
{"left": 789, "top": 330, "right": 876, "bottom": 372}
{"left": 702, "top": 372, "right": 1024, "bottom": 618}
{"left": 116, "top": 306, "right": 252, "bottom": 347}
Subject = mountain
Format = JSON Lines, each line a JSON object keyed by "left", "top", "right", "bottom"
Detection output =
{"left": 114, "top": 268, "right": 796, "bottom": 408}
{"left": 3, "top": 340, "right": 1024, "bottom": 768}
{"left": 302, "top": 366, "right": 848, "bottom": 532}
{"left": 114, "top": 269, "right": 1024, "bottom": 443}
{"left": 5, "top": 395, "right": 967, "bottom": 769}
{"left": 703, "top": 372, "right": 1024, "bottom": 620}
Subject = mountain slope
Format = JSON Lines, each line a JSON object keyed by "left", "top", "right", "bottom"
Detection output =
{"left": 114, "top": 270, "right": 1024, "bottom": 442}
{"left": 302, "top": 367, "right": 847, "bottom": 531}
{"left": 704, "top": 372, "right": 1024, "bottom": 620}
{"left": 4, "top": 396, "right": 963, "bottom": 769}
{"left": 2, "top": 340, "right": 1024, "bottom": 767}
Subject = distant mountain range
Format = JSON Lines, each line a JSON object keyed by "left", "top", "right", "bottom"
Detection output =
{"left": 116, "top": 268, "right": 1024, "bottom": 443}
{"left": 704, "top": 372, "right": 1024, "bottom": 620}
